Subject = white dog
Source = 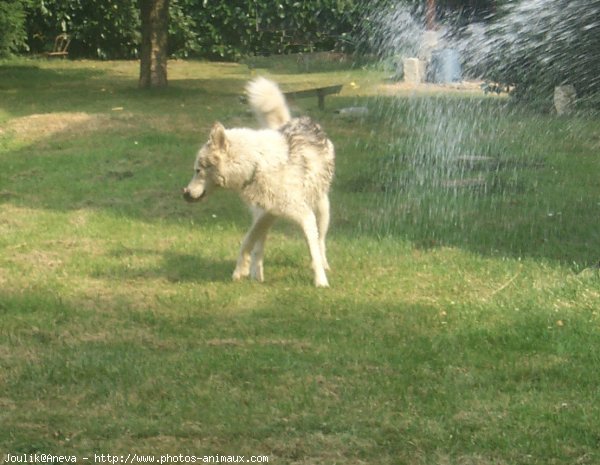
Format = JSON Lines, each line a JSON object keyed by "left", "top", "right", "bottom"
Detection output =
{"left": 183, "top": 77, "right": 335, "bottom": 287}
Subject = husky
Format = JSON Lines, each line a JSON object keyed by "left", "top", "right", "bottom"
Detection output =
{"left": 183, "top": 77, "right": 335, "bottom": 287}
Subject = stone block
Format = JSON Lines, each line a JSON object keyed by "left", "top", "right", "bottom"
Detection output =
{"left": 403, "top": 57, "right": 426, "bottom": 84}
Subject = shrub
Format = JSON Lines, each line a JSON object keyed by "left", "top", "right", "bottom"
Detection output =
{"left": 0, "top": 0, "right": 30, "bottom": 57}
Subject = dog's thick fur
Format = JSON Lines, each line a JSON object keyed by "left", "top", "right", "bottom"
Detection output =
{"left": 183, "top": 77, "right": 335, "bottom": 287}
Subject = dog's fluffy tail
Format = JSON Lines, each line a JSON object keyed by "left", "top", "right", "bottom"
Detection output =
{"left": 246, "top": 77, "right": 291, "bottom": 129}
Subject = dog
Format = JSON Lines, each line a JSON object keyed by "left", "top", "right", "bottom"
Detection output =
{"left": 183, "top": 77, "right": 335, "bottom": 287}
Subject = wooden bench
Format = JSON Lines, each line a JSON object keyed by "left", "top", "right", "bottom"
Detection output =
{"left": 46, "top": 34, "right": 70, "bottom": 58}
{"left": 284, "top": 84, "right": 343, "bottom": 110}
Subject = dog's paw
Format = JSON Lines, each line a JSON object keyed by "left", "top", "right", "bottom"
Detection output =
{"left": 232, "top": 257, "right": 251, "bottom": 281}
{"left": 250, "top": 262, "right": 264, "bottom": 282}
{"left": 314, "top": 276, "right": 330, "bottom": 288}
{"left": 232, "top": 268, "right": 250, "bottom": 281}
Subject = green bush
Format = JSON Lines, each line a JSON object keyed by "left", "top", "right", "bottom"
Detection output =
{"left": 170, "top": 0, "right": 362, "bottom": 60}
{"left": 190, "top": 0, "right": 359, "bottom": 58}
{"left": 0, "top": 0, "right": 30, "bottom": 57}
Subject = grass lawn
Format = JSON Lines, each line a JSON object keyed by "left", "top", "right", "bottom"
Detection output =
{"left": 1, "top": 57, "right": 599, "bottom": 464}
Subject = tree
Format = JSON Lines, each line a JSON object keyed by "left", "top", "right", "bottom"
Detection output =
{"left": 139, "top": 0, "right": 169, "bottom": 89}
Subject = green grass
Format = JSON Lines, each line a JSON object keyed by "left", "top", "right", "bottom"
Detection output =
{"left": 1, "top": 57, "right": 599, "bottom": 464}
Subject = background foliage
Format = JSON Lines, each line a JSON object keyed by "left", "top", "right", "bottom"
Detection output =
{"left": 20, "top": 0, "right": 362, "bottom": 60}
{"left": 25, "top": 0, "right": 140, "bottom": 59}
{"left": 175, "top": 0, "right": 361, "bottom": 60}
{"left": 14, "top": 0, "right": 503, "bottom": 60}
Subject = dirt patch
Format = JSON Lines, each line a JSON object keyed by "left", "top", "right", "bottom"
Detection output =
{"left": 0, "top": 112, "right": 117, "bottom": 143}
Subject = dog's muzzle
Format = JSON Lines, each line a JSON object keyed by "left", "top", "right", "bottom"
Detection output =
{"left": 182, "top": 187, "right": 205, "bottom": 202}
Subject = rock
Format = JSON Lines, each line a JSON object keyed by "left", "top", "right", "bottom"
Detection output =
{"left": 335, "top": 107, "right": 369, "bottom": 120}
{"left": 554, "top": 85, "right": 577, "bottom": 115}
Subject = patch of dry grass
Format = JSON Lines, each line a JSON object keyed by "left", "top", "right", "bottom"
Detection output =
{"left": 2, "top": 112, "right": 106, "bottom": 141}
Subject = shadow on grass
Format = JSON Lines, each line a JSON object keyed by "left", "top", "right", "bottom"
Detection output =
{"left": 0, "top": 60, "right": 250, "bottom": 119}
{"left": 0, "top": 63, "right": 107, "bottom": 87}
{"left": 96, "top": 248, "right": 236, "bottom": 283}
{"left": 88, "top": 244, "right": 316, "bottom": 285}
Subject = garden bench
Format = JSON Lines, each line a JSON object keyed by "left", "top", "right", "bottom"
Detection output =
{"left": 284, "top": 84, "right": 343, "bottom": 110}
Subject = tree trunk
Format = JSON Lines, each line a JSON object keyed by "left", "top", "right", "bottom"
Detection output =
{"left": 426, "top": 0, "right": 436, "bottom": 30}
{"left": 139, "top": 0, "right": 169, "bottom": 88}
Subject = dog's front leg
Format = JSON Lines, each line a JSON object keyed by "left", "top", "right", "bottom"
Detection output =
{"left": 249, "top": 212, "right": 275, "bottom": 282}
{"left": 233, "top": 208, "right": 274, "bottom": 282}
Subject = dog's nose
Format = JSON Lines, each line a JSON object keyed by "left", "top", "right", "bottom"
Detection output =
{"left": 182, "top": 187, "right": 198, "bottom": 202}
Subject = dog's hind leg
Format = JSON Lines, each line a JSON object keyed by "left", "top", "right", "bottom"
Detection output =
{"left": 315, "top": 194, "right": 330, "bottom": 271}
{"left": 298, "top": 209, "right": 329, "bottom": 288}
{"left": 233, "top": 207, "right": 275, "bottom": 282}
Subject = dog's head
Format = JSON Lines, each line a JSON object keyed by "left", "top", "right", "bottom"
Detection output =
{"left": 183, "top": 122, "right": 229, "bottom": 202}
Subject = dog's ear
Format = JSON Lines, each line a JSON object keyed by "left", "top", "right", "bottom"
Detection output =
{"left": 209, "top": 122, "right": 228, "bottom": 151}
